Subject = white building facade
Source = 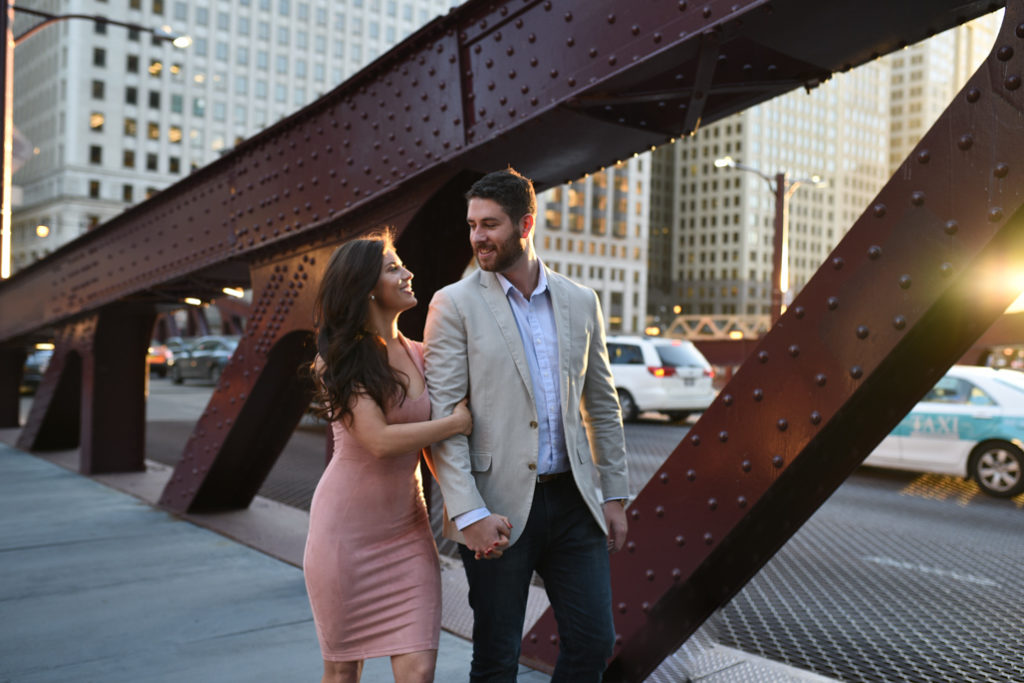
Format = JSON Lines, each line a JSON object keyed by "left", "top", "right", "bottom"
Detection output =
{"left": 11, "top": 0, "right": 458, "bottom": 272}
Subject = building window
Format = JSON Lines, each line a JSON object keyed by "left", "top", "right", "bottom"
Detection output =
{"left": 168, "top": 125, "right": 182, "bottom": 143}
{"left": 89, "top": 112, "right": 104, "bottom": 131}
{"left": 147, "top": 122, "right": 159, "bottom": 139}
{"left": 169, "top": 157, "right": 180, "bottom": 173}
{"left": 88, "top": 181, "right": 101, "bottom": 198}
{"left": 123, "top": 150, "right": 136, "bottom": 167}
{"left": 153, "top": 0, "right": 164, "bottom": 15}
{"left": 92, "top": 80, "right": 105, "bottom": 100}
{"left": 145, "top": 187, "right": 159, "bottom": 199}
{"left": 149, "top": 59, "right": 162, "bottom": 77}
{"left": 123, "top": 184, "right": 134, "bottom": 202}
{"left": 93, "top": 48, "right": 106, "bottom": 67}
{"left": 217, "top": 12, "right": 230, "bottom": 30}
{"left": 127, "top": 55, "right": 139, "bottom": 73}
{"left": 124, "top": 117, "right": 137, "bottom": 136}
{"left": 148, "top": 91, "right": 160, "bottom": 109}
{"left": 146, "top": 153, "right": 158, "bottom": 171}
{"left": 170, "top": 94, "right": 183, "bottom": 113}
{"left": 94, "top": 18, "right": 107, "bottom": 34}
{"left": 128, "top": 28, "right": 140, "bottom": 41}
{"left": 89, "top": 145, "right": 102, "bottom": 164}
{"left": 125, "top": 86, "right": 137, "bottom": 105}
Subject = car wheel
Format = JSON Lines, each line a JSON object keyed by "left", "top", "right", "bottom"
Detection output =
{"left": 617, "top": 389, "right": 638, "bottom": 422}
{"left": 171, "top": 365, "right": 184, "bottom": 385}
{"left": 665, "top": 411, "right": 690, "bottom": 423}
{"left": 970, "top": 440, "right": 1024, "bottom": 498}
{"left": 210, "top": 365, "right": 223, "bottom": 385}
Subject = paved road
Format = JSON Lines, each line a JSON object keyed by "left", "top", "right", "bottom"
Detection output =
{"left": 23, "top": 378, "right": 1024, "bottom": 681}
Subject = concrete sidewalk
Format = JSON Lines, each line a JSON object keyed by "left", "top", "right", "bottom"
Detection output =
{"left": 0, "top": 444, "right": 548, "bottom": 683}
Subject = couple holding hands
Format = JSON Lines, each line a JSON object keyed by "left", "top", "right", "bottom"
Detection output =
{"left": 303, "top": 168, "right": 630, "bottom": 683}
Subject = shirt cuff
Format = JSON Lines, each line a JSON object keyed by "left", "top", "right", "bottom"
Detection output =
{"left": 604, "top": 497, "right": 629, "bottom": 505}
{"left": 454, "top": 506, "right": 491, "bottom": 530}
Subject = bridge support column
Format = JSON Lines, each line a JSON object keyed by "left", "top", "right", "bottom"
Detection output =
{"left": 0, "top": 346, "right": 26, "bottom": 428}
{"left": 16, "top": 304, "right": 154, "bottom": 474}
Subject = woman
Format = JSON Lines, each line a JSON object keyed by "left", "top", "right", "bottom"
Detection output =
{"left": 303, "top": 230, "right": 473, "bottom": 683}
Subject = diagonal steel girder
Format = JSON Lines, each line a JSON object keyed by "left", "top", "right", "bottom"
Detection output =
{"left": 0, "top": 0, "right": 1002, "bottom": 341}
{"left": 527, "top": 3, "right": 1024, "bottom": 679}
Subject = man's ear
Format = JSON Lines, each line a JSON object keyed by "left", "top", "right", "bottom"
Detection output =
{"left": 519, "top": 213, "right": 535, "bottom": 241}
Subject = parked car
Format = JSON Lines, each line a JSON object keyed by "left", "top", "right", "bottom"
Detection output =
{"left": 170, "top": 335, "right": 239, "bottom": 384}
{"left": 606, "top": 334, "right": 715, "bottom": 422}
{"left": 20, "top": 348, "right": 54, "bottom": 394}
{"left": 864, "top": 365, "right": 1024, "bottom": 497}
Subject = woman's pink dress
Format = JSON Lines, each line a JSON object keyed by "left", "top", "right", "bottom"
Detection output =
{"left": 303, "top": 339, "right": 441, "bottom": 661}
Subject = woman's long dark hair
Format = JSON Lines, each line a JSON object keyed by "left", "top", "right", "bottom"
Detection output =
{"left": 310, "top": 229, "right": 408, "bottom": 424}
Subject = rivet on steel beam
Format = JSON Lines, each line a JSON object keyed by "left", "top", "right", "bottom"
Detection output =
{"left": 777, "top": 418, "right": 788, "bottom": 431}
{"left": 868, "top": 245, "right": 882, "bottom": 259}
{"left": 507, "top": 46, "right": 514, "bottom": 56}
{"left": 642, "top": 602, "right": 651, "bottom": 612}
{"left": 655, "top": 506, "right": 665, "bottom": 517}
{"left": 810, "top": 411, "right": 822, "bottom": 426}
{"left": 529, "top": 33, "right": 536, "bottom": 43}
{"left": 707, "top": 498, "right": 717, "bottom": 510}
{"left": 827, "top": 296, "right": 839, "bottom": 310}
{"left": 690, "top": 433, "right": 701, "bottom": 445}
{"left": 589, "top": 47, "right": 598, "bottom": 58}
{"left": 686, "top": 469, "right": 697, "bottom": 481}
{"left": 703, "top": 6, "right": 712, "bottom": 18}
{"left": 793, "top": 306, "right": 805, "bottom": 318}
{"left": 718, "top": 430, "right": 728, "bottom": 442}
{"left": 485, "top": 58, "right": 493, "bottom": 68}
{"left": 608, "top": 13, "right": 616, "bottom": 23}
{"left": 753, "top": 387, "right": 763, "bottom": 401}
{"left": 674, "top": 535, "right": 685, "bottom": 547}
{"left": 940, "top": 262, "right": 953, "bottom": 277}
{"left": 741, "top": 460, "right": 752, "bottom": 472}
{"left": 630, "top": 508, "right": 640, "bottom": 520}
{"left": 529, "top": 633, "right": 538, "bottom": 643}
{"left": 567, "top": 37, "right": 575, "bottom": 47}
{"left": 568, "top": 77, "right": 576, "bottom": 86}
{"left": 772, "top": 455, "right": 784, "bottom": 468}
{"left": 654, "top": 32, "right": 662, "bottom": 43}
{"left": 873, "top": 203, "right": 886, "bottom": 217}
{"left": 911, "top": 191, "right": 925, "bottom": 206}
{"left": 550, "top": 69, "right": 558, "bottom": 78}
{"left": 722, "top": 393, "right": 733, "bottom": 406}
{"left": 703, "top": 533, "right": 713, "bottom": 545}
{"left": 608, "top": 55, "right": 617, "bottom": 65}
{"left": 618, "top": 602, "right": 627, "bottom": 613}
{"left": 564, "top": 11, "right": 572, "bottom": 21}
{"left": 474, "top": 44, "right": 482, "bottom": 54}
{"left": 990, "top": 207, "right": 1005, "bottom": 222}
{"left": 850, "top": 366, "right": 864, "bottom": 379}
{"left": 856, "top": 325, "right": 869, "bottom": 339}
{"left": 550, "top": 635, "right": 558, "bottom": 645}
{"left": 995, "top": 163, "right": 1010, "bottom": 178}
{"left": 899, "top": 275, "right": 912, "bottom": 289}
{"left": 788, "top": 344, "right": 800, "bottom": 357}
{"left": 627, "top": 541, "right": 637, "bottom": 553}
{"left": 757, "top": 350, "right": 769, "bottom": 363}
{"left": 958, "top": 134, "right": 974, "bottom": 150}
{"left": 659, "top": 472, "right": 669, "bottom": 483}
{"left": 1006, "top": 75, "right": 1021, "bottom": 90}
{"left": 646, "top": 569, "right": 656, "bottom": 581}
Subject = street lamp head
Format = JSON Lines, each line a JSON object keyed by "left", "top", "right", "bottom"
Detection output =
{"left": 714, "top": 156, "right": 736, "bottom": 169}
{"left": 153, "top": 25, "right": 192, "bottom": 48}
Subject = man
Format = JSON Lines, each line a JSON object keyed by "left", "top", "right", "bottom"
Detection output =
{"left": 424, "top": 167, "right": 630, "bottom": 682}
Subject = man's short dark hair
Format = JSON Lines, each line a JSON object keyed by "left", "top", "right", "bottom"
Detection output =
{"left": 465, "top": 167, "right": 537, "bottom": 224}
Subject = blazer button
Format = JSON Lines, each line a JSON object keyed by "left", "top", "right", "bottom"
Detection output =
{"left": 528, "top": 463, "right": 537, "bottom": 471}
{"left": 529, "top": 420, "right": 538, "bottom": 428}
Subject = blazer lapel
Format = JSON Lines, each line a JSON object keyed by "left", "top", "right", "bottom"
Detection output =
{"left": 479, "top": 271, "right": 535, "bottom": 403}
{"left": 545, "top": 267, "right": 573, "bottom": 416}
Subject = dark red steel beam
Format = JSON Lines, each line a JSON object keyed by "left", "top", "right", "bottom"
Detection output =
{"left": 525, "top": 3, "right": 1024, "bottom": 678}
{"left": 0, "top": 0, "right": 1000, "bottom": 343}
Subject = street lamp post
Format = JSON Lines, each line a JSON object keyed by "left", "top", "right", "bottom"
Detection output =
{"left": 714, "top": 155, "right": 827, "bottom": 324}
{"left": 0, "top": 4, "right": 190, "bottom": 280}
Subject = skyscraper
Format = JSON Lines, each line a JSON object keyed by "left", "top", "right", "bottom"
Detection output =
{"left": 10, "top": 0, "right": 458, "bottom": 272}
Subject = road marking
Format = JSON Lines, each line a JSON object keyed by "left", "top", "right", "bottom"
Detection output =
{"left": 862, "top": 555, "right": 999, "bottom": 587}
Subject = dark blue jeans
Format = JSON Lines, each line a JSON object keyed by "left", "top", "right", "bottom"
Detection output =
{"left": 458, "top": 475, "right": 614, "bottom": 683}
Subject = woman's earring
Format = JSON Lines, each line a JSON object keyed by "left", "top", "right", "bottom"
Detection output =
{"left": 369, "top": 294, "right": 376, "bottom": 301}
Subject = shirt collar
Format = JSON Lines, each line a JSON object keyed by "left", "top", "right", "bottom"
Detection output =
{"left": 496, "top": 262, "right": 549, "bottom": 300}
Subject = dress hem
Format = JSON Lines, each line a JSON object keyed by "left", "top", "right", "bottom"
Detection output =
{"left": 320, "top": 638, "right": 440, "bottom": 662}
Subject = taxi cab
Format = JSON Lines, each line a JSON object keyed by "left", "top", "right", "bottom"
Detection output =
{"left": 864, "top": 365, "right": 1024, "bottom": 497}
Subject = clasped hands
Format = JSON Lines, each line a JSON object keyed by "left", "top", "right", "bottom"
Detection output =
{"left": 462, "top": 514, "right": 513, "bottom": 560}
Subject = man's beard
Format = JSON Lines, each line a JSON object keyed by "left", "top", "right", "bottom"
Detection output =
{"left": 477, "top": 230, "right": 524, "bottom": 273}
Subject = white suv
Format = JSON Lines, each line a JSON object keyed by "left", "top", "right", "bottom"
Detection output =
{"left": 605, "top": 335, "right": 716, "bottom": 422}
